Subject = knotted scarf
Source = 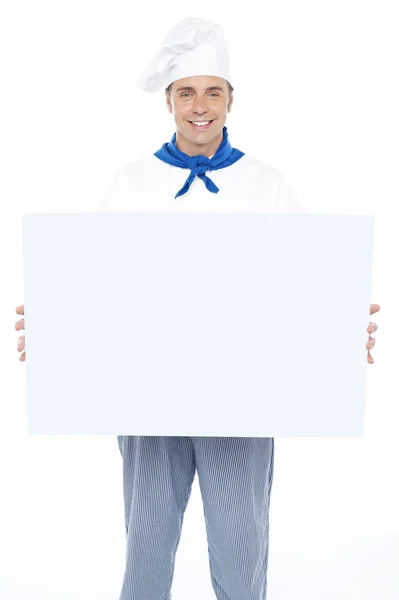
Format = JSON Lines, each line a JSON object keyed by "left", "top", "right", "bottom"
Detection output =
{"left": 153, "top": 125, "right": 245, "bottom": 198}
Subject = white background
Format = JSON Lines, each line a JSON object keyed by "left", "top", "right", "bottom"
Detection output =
{"left": 0, "top": 0, "right": 398, "bottom": 598}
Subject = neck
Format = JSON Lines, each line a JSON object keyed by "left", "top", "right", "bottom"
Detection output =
{"left": 175, "top": 129, "right": 223, "bottom": 158}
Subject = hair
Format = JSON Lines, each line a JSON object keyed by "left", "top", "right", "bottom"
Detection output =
{"left": 165, "top": 80, "right": 234, "bottom": 107}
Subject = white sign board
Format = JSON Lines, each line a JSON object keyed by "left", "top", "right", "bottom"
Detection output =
{"left": 22, "top": 213, "right": 374, "bottom": 437}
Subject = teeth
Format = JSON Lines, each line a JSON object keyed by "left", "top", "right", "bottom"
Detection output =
{"left": 191, "top": 121, "right": 210, "bottom": 126}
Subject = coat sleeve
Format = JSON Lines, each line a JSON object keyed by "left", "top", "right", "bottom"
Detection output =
{"left": 269, "top": 173, "right": 309, "bottom": 214}
{"left": 96, "top": 167, "right": 130, "bottom": 212}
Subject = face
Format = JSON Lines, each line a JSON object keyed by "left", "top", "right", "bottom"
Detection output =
{"left": 165, "top": 75, "right": 233, "bottom": 157}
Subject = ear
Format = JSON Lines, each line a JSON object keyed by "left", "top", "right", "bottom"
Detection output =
{"left": 165, "top": 91, "right": 172, "bottom": 113}
{"left": 227, "top": 94, "right": 234, "bottom": 113}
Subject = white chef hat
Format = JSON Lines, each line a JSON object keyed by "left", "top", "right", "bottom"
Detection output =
{"left": 136, "top": 17, "right": 232, "bottom": 93}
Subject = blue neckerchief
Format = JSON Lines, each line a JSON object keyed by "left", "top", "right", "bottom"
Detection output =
{"left": 153, "top": 125, "right": 245, "bottom": 198}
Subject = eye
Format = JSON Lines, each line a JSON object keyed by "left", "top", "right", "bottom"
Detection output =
{"left": 180, "top": 92, "right": 219, "bottom": 97}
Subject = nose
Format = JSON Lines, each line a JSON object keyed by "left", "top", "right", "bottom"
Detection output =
{"left": 191, "top": 96, "right": 208, "bottom": 113}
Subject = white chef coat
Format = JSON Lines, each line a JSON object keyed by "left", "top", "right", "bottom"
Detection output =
{"left": 96, "top": 153, "right": 308, "bottom": 214}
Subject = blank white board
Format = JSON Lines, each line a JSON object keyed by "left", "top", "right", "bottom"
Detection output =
{"left": 22, "top": 213, "right": 374, "bottom": 437}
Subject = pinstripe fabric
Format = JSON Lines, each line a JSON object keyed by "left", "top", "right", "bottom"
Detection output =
{"left": 117, "top": 435, "right": 275, "bottom": 600}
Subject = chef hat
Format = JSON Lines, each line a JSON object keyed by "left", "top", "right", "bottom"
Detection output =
{"left": 136, "top": 17, "right": 232, "bottom": 93}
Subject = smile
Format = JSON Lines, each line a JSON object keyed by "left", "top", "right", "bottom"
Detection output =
{"left": 188, "top": 120, "right": 214, "bottom": 130}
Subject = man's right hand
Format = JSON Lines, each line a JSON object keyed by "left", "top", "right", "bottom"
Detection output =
{"left": 15, "top": 304, "right": 26, "bottom": 361}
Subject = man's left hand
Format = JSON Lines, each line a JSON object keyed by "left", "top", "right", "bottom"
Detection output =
{"left": 366, "top": 304, "right": 380, "bottom": 364}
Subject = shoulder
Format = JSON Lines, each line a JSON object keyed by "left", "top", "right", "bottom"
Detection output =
{"left": 240, "top": 154, "right": 309, "bottom": 213}
{"left": 236, "top": 154, "right": 290, "bottom": 189}
{"left": 112, "top": 156, "right": 156, "bottom": 185}
{"left": 231, "top": 153, "right": 277, "bottom": 173}
{"left": 97, "top": 156, "right": 156, "bottom": 211}
{"left": 121, "top": 155, "right": 157, "bottom": 177}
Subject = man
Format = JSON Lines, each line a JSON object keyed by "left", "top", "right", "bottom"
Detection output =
{"left": 15, "top": 16, "right": 380, "bottom": 600}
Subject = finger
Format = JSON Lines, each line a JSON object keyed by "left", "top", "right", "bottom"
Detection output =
{"left": 17, "top": 336, "right": 25, "bottom": 351}
{"left": 370, "top": 304, "right": 380, "bottom": 315}
{"left": 367, "top": 351, "right": 374, "bottom": 364}
{"left": 366, "top": 337, "right": 375, "bottom": 350}
{"left": 19, "top": 350, "right": 26, "bottom": 361}
{"left": 367, "top": 322, "right": 378, "bottom": 334}
{"left": 15, "top": 319, "right": 25, "bottom": 331}
{"left": 15, "top": 305, "right": 24, "bottom": 314}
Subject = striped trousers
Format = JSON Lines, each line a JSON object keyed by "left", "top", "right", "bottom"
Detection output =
{"left": 117, "top": 436, "right": 275, "bottom": 600}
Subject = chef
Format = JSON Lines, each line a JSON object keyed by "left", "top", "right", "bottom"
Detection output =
{"left": 94, "top": 17, "right": 380, "bottom": 600}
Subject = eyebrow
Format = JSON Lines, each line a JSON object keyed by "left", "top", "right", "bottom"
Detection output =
{"left": 174, "top": 86, "right": 225, "bottom": 93}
